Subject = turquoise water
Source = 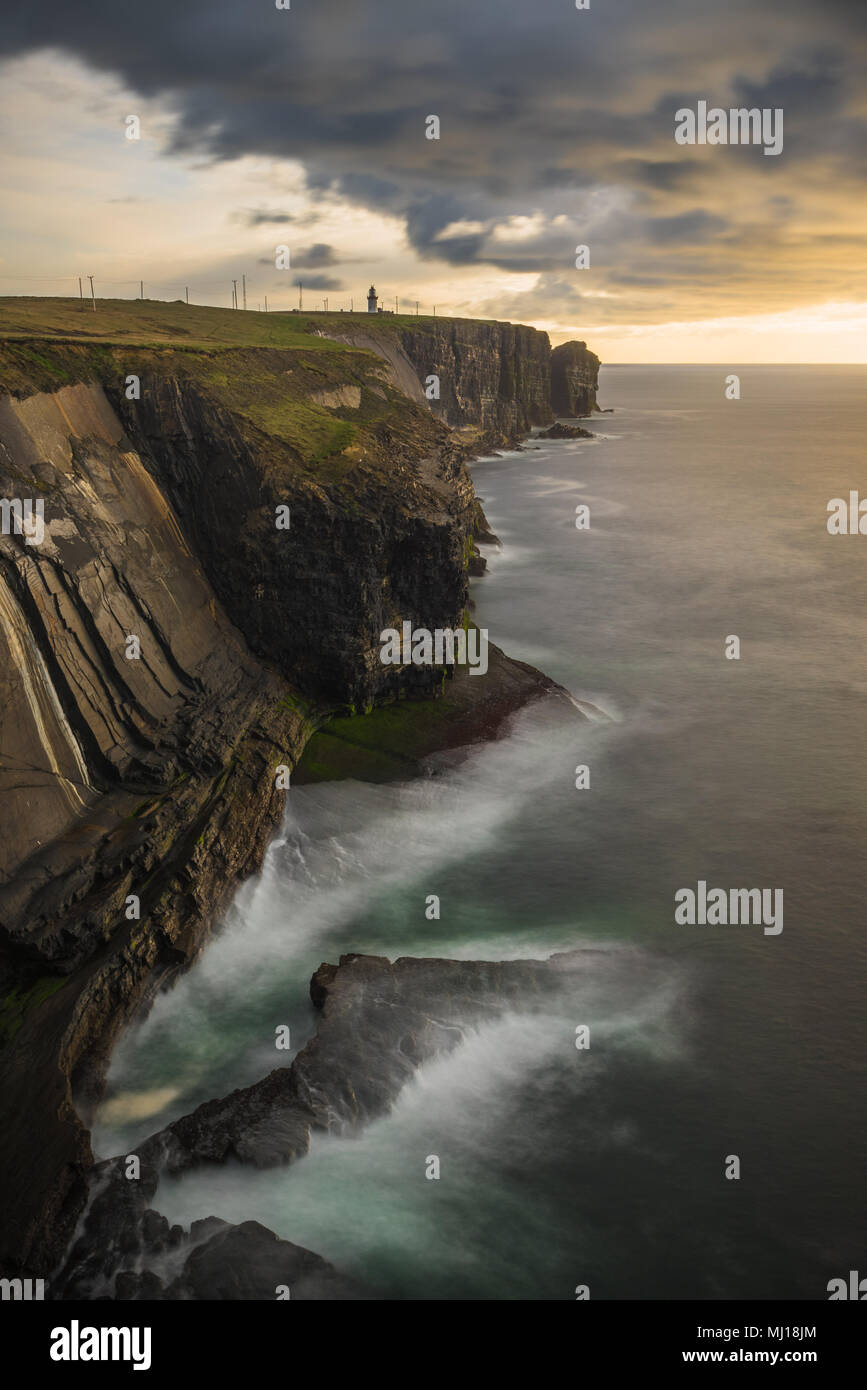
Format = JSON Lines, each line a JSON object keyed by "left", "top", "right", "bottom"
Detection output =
{"left": 96, "top": 365, "right": 867, "bottom": 1299}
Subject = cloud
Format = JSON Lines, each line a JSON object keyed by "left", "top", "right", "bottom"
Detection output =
{"left": 290, "top": 273, "right": 343, "bottom": 291}
{"left": 1, "top": 0, "right": 866, "bottom": 330}
{"left": 291, "top": 243, "right": 339, "bottom": 268}
{"left": 242, "top": 208, "right": 297, "bottom": 226}
{"left": 644, "top": 210, "right": 730, "bottom": 245}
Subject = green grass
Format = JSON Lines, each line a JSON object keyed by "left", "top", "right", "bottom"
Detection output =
{"left": 293, "top": 690, "right": 473, "bottom": 785}
{"left": 0, "top": 297, "right": 496, "bottom": 350}
{"left": 0, "top": 297, "right": 351, "bottom": 350}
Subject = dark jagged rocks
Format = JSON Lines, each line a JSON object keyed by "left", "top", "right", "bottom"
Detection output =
{"left": 538, "top": 422, "right": 595, "bottom": 440}
{"left": 58, "top": 1198, "right": 365, "bottom": 1301}
{"left": 55, "top": 948, "right": 606, "bottom": 1299}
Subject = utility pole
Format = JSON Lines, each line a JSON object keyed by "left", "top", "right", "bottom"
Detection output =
{"left": 416, "top": 301, "right": 419, "bottom": 316}
{"left": 140, "top": 280, "right": 144, "bottom": 300}
{"left": 299, "top": 282, "right": 302, "bottom": 310}
{"left": 78, "top": 276, "right": 83, "bottom": 309}
{"left": 242, "top": 273, "right": 247, "bottom": 310}
{"left": 433, "top": 305, "right": 436, "bottom": 316}
{"left": 264, "top": 295, "right": 268, "bottom": 312}
{"left": 232, "top": 280, "right": 238, "bottom": 309}
{"left": 350, "top": 296, "right": 353, "bottom": 312}
{"left": 185, "top": 286, "right": 189, "bottom": 304}
{"left": 395, "top": 295, "right": 398, "bottom": 314}
{"left": 88, "top": 275, "right": 96, "bottom": 311}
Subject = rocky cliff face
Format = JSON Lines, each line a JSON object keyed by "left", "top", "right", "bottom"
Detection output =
{"left": 0, "top": 342, "right": 479, "bottom": 1276}
{"left": 0, "top": 368, "right": 311, "bottom": 1278}
{"left": 550, "top": 340, "right": 601, "bottom": 417}
{"left": 0, "top": 313, "right": 598, "bottom": 1285}
{"left": 104, "top": 348, "right": 477, "bottom": 706}
{"left": 316, "top": 318, "right": 599, "bottom": 441}
{"left": 394, "top": 319, "right": 553, "bottom": 434}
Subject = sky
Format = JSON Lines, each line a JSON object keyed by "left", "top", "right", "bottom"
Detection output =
{"left": 0, "top": 0, "right": 865, "bottom": 361}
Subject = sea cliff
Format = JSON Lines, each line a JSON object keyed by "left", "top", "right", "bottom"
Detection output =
{"left": 0, "top": 298, "right": 598, "bottom": 1283}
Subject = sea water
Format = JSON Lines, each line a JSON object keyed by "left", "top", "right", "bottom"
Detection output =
{"left": 95, "top": 365, "right": 867, "bottom": 1300}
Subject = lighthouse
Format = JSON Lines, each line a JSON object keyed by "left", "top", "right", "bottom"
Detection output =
{"left": 367, "top": 285, "right": 378, "bottom": 314}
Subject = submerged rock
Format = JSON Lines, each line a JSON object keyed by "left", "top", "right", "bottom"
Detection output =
{"left": 538, "top": 421, "right": 595, "bottom": 440}
{"left": 54, "top": 946, "right": 615, "bottom": 1299}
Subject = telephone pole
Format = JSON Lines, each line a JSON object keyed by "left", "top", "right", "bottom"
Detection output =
{"left": 88, "top": 276, "right": 96, "bottom": 311}
{"left": 264, "top": 295, "right": 268, "bottom": 312}
{"left": 242, "top": 273, "right": 247, "bottom": 310}
{"left": 78, "top": 276, "right": 83, "bottom": 309}
{"left": 140, "top": 280, "right": 144, "bottom": 300}
{"left": 299, "top": 282, "right": 303, "bottom": 310}
{"left": 232, "top": 280, "right": 238, "bottom": 309}
{"left": 185, "top": 286, "right": 189, "bottom": 304}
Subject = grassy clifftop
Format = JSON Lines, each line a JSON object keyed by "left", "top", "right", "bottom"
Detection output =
{"left": 0, "top": 300, "right": 451, "bottom": 468}
{"left": 0, "top": 297, "right": 519, "bottom": 464}
{"left": 0, "top": 296, "right": 486, "bottom": 352}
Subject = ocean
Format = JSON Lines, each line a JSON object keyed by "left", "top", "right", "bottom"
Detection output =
{"left": 94, "top": 364, "right": 867, "bottom": 1299}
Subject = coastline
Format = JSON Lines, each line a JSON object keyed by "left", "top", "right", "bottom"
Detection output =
{"left": 0, "top": 469, "right": 586, "bottom": 1286}
{"left": 53, "top": 434, "right": 603, "bottom": 1300}
{"left": 48, "top": 634, "right": 587, "bottom": 1298}
{"left": 0, "top": 301, "right": 601, "bottom": 1286}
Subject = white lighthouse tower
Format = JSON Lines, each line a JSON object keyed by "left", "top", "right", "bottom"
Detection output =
{"left": 367, "top": 285, "right": 378, "bottom": 314}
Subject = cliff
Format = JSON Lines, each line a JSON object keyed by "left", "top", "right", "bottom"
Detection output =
{"left": 550, "top": 340, "right": 602, "bottom": 417}
{"left": 0, "top": 299, "right": 598, "bottom": 1283}
{"left": 311, "top": 315, "right": 599, "bottom": 440}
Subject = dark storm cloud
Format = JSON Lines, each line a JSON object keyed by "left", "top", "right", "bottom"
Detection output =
{"left": 644, "top": 211, "right": 730, "bottom": 245}
{"left": 243, "top": 209, "right": 297, "bottom": 226}
{"left": 291, "top": 244, "right": 339, "bottom": 269}
{"left": 290, "top": 274, "right": 343, "bottom": 291}
{"left": 614, "top": 161, "right": 705, "bottom": 192}
{"left": 2, "top": 0, "right": 865, "bottom": 298}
